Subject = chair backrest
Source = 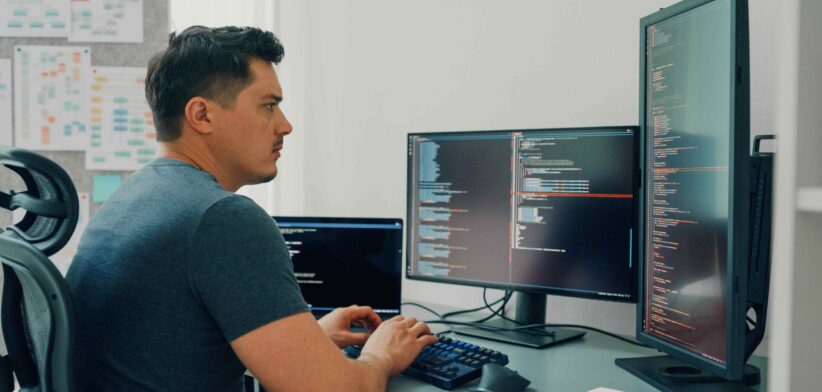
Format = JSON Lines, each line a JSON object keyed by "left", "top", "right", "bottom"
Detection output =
{"left": 0, "top": 146, "right": 78, "bottom": 392}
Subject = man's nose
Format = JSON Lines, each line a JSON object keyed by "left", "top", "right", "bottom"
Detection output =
{"left": 277, "top": 111, "right": 293, "bottom": 135}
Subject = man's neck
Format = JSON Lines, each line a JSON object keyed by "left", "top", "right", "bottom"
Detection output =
{"left": 159, "top": 143, "right": 240, "bottom": 192}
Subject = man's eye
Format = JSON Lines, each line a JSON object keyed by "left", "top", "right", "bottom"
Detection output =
{"left": 265, "top": 103, "right": 277, "bottom": 111}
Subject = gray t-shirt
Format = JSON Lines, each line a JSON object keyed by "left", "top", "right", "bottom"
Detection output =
{"left": 66, "top": 158, "right": 308, "bottom": 391}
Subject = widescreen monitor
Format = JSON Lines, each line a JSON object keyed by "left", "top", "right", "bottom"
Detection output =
{"left": 406, "top": 126, "right": 639, "bottom": 347}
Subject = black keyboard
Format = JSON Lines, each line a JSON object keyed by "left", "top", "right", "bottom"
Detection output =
{"left": 344, "top": 336, "right": 509, "bottom": 390}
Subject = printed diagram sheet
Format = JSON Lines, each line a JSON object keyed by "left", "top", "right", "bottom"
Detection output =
{"left": 0, "top": 0, "right": 70, "bottom": 37}
{"left": 86, "top": 66, "right": 157, "bottom": 170}
{"left": 70, "top": 0, "right": 143, "bottom": 43}
{"left": 0, "top": 59, "right": 11, "bottom": 146}
{"left": 13, "top": 45, "right": 91, "bottom": 151}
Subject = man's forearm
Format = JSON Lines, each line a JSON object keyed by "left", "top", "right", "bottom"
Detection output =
{"left": 350, "top": 353, "right": 393, "bottom": 392}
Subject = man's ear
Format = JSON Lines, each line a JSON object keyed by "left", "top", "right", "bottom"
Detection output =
{"left": 184, "top": 97, "right": 216, "bottom": 135}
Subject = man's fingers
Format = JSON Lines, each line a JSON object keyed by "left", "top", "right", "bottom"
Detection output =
{"left": 400, "top": 317, "right": 418, "bottom": 326}
{"left": 344, "top": 305, "right": 376, "bottom": 321}
{"left": 345, "top": 332, "right": 370, "bottom": 346}
{"left": 351, "top": 317, "right": 380, "bottom": 332}
{"left": 363, "top": 313, "right": 381, "bottom": 332}
{"left": 346, "top": 305, "right": 373, "bottom": 315}
{"left": 409, "top": 320, "right": 432, "bottom": 337}
{"left": 344, "top": 305, "right": 382, "bottom": 330}
{"left": 418, "top": 333, "right": 439, "bottom": 347}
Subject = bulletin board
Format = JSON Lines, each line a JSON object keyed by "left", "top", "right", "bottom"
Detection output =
{"left": 0, "top": 0, "right": 169, "bottom": 231}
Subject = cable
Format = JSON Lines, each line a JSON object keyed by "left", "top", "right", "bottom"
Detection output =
{"left": 475, "top": 293, "right": 651, "bottom": 348}
{"left": 403, "top": 290, "right": 510, "bottom": 336}
{"left": 492, "top": 310, "right": 522, "bottom": 325}
{"left": 426, "top": 319, "right": 648, "bottom": 348}
{"left": 423, "top": 319, "right": 513, "bottom": 333}
{"left": 401, "top": 302, "right": 444, "bottom": 320}
{"left": 511, "top": 323, "right": 651, "bottom": 348}
{"left": 408, "top": 292, "right": 650, "bottom": 349}
{"left": 440, "top": 288, "right": 511, "bottom": 319}
{"left": 468, "top": 289, "right": 512, "bottom": 324}
{"left": 401, "top": 302, "right": 457, "bottom": 335}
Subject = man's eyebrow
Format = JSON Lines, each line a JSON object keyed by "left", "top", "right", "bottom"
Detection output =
{"left": 262, "top": 93, "right": 283, "bottom": 103}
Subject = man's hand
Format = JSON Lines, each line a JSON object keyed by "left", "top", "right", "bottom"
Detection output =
{"left": 358, "top": 315, "right": 438, "bottom": 376}
{"left": 317, "top": 305, "right": 382, "bottom": 348}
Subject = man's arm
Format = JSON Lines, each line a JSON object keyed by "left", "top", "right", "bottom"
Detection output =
{"left": 317, "top": 305, "right": 382, "bottom": 348}
{"left": 231, "top": 312, "right": 436, "bottom": 391}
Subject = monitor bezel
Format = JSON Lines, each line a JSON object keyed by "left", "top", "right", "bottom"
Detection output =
{"left": 272, "top": 216, "right": 404, "bottom": 317}
{"left": 636, "top": 0, "right": 750, "bottom": 381}
{"left": 405, "top": 125, "right": 640, "bottom": 303}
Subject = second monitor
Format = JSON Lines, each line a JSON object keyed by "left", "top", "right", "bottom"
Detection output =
{"left": 406, "top": 126, "right": 639, "bottom": 347}
{"left": 274, "top": 216, "right": 403, "bottom": 319}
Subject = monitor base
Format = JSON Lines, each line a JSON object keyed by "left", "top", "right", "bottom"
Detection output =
{"left": 615, "top": 355, "right": 760, "bottom": 391}
{"left": 454, "top": 319, "right": 585, "bottom": 349}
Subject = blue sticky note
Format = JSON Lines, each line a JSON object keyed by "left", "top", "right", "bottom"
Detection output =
{"left": 92, "top": 175, "right": 122, "bottom": 203}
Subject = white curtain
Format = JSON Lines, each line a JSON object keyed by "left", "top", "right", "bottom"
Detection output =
{"left": 168, "top": 0, "right": 306, "bottom": 216}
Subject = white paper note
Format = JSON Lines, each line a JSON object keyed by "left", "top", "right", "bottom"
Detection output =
{"left": 0, "top": 0, "right": 70, "bottom": 37}
{"left": 0, "top": 59, "right": 12, "bottom": 146}
{"left": 69, "top": 0, "right": 143, "bottom": 43}
{"left": 86, "top": 66, "right": 157, "bottom": 170}
{"left": 13, "top": 45, "right": 92, "bottom": 151}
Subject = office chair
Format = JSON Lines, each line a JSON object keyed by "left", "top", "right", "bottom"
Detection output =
{"left": 0, "top": 146, "right": 79, "bottom": 392}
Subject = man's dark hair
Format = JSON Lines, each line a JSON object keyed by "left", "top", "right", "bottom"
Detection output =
{"left": 145, "top": 26, "right": 284, "bottom": 141}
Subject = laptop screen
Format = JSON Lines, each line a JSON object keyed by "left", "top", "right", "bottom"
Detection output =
{"left": 273, "top": 216, "right": 403, "bottom": 318}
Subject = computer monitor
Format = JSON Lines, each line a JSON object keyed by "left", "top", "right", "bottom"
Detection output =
{"left": 273, "top": 216, "right": 403, "bottom": 319}
{"left": 406, "top": 126, "right": 639, "bottom": 348}
{"left": 616, "top": 0, "right": 772, "bottom": 389}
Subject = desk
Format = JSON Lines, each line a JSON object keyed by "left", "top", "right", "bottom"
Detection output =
{"left": 246, "top": 307, "right": 768, "bottom": 391}
{"left": 387, "top": 330, "right": 767, "bottom": 391}
{"left": 387, "top": 305, "right": 768, "bottom": 391}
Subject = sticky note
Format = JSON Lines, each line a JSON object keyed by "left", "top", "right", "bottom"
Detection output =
{"left": 92, "top": 174, "right": 122, "bottom": 202}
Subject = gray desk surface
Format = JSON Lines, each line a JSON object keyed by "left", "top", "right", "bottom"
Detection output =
{"left": 246, "top": 305, "right": 768, "bottom": 391}
{"left": 388, "top": 306, "right": 768, "bottom": 391}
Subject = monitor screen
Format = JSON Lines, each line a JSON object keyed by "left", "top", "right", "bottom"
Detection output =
{"left": 637, "top": 0, "right": 750, "bottom": 380}
{"left": 406, "top": 126, "right": 638, "bottom": 301}
{"left": 273, "top": 217, "right": 403, "bottom": 318}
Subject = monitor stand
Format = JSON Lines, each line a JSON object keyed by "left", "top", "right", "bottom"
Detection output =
{"left": 454, "top": 291, "right": 585, "bottom": 349}
{"left": 615, "top": 356, "right": 760, "bottom": 391}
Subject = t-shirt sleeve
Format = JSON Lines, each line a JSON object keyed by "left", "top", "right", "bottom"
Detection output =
{"left": 187, "top": 195, "right": 308, "bottom": 342}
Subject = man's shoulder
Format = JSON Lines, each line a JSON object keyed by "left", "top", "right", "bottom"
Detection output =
{"left": 118, "top": 159, "right": 233, "bottom": 212}
{"left": 83, "top": 159, "right": 239, "bottom": 242}
{"left": 197, "top": 194, "right": 275, "bottom": 234}
{"left": 136, "top": 158, "right": 228, "bottom": 196}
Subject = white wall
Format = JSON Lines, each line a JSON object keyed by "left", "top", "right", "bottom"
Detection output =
{"left": 273, "top": 0, "right": 672, "bottom": 338}
{"left": 767, "top": 0, "right": 799, "bottom": 388}
{"left": 783, "top": 0, "right": 822, "bottom": 389}
{"left": 746, "top": 0, "right": 782, "bottom": 359}
{"left": 265, "top": 0, "right": 783, "bottom": 347}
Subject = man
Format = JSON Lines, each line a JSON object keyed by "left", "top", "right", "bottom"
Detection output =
{"left": 66, "top": 25, "right": 437, "bottom": 391}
